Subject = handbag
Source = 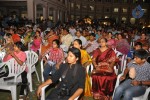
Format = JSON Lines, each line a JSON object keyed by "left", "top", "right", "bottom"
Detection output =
{"left": 92, "top": 49, "right": 113, "bottom": 76}
{"left": 58, "top": 63, "right": 78, "bottom": 98}
{"left": 0, "top": 64, "right": 9, "bottom": 78}
{"left": 92, "top": 65, "right": 113, "bottom": 76}
{"left": 93, "top": 93, "right": 112, "bottom": 100}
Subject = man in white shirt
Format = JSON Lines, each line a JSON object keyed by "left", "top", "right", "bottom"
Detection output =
{"left": 69, "top": 26, "right": 76, "bottom": 36}
{"left": 83, "top": 33, "right": 99, "bottom": 55}
{"left": 60, "top": 28, "right": 73, "bottom": 52}
{"left": 74, "top": 30, "right": 87, "bottom": 46}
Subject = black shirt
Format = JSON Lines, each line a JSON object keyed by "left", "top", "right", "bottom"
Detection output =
{"left": 51, "top": 63, "right": 86, "bottom": 95}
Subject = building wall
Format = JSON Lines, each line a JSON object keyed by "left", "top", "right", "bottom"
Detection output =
{"left": 0, "top": 0, "right": 149, "bottom": 25}
{"left": 0, "top": 0, "right": 69, "bottom": 24}
{"left": 69, "top": 0, "right": 150, "bottom": 25}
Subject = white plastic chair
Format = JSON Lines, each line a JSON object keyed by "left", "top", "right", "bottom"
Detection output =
{"left": 130, "top": 41, "right": 135, "bottom": 50}
{"left": 40, "top": 55, "right": 80, "bottom": 100}
{"left": 40, "top": 54, "right": 49, "bottom": 82}
{"left": 86, "top": 63, "right": 94, "bottom": 86}
{"left": 0, "top": 58, "right": 26, "bottom": 100}
{"left": 25, "top": 50, "right": 39, "bottom": 92}
{"left": 113, "top": 73, "right": 150, "bottom": 100}
{"left": 120, "top": 54, "right": 127, "bottom": 73}
{"left": 0, "top": 51, "right": 6, "bottom": 61}
{"left": 133, "top": 87, "right": 150, "bottom": 100}
{"left": 40, "top": 84, "right": 80, "bottom": 100}
{"left": 143, "top": 87, "right": 150, "bottom": 100}
{"left": 113, "top": 48, "right": 127, "bottom": 74}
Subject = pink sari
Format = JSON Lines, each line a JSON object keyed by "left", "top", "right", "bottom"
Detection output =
{"left": 30, "top": 38, "right": 41, "bottom": 52}
{"left": 107, "top": 39, "right": 116, "bottom": 48}
{"left": 116, "top": 39, "right": 130, "bottom": 55}
{"left": 92, "top": 48, "right": 117, "bottom": 97}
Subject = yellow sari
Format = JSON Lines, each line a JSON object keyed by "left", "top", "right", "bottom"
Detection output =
{"left": 24, "top": 32, "right": 31, "bottom": 46}
{"left": 80, "top": 49, "right": 92, "bottom": 97}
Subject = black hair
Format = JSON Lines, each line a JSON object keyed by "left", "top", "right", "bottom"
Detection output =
{"left": 74, "top": 39, "right": 82, "bottom": 46}
{"left": 62, "top": 27, "right": 69, "bottom": 33}
{"left": 117, "top": 33, "right": 125, "bottom": 39}
{"left": 36, "top": 30, "right": 41, "bottom": 35}
{"left": 135, "top": 42, "right": 142, "bottom": 48}
{"left": 6, "top": 33, "right": 12, "bottom": 37}
{"left": 76, "top": 29, "right": 82, "bottom": 34}
{"left": 134, "top": 49, "right": 149, "bottom": 60}
{"left": 45, "top": 31, "right": 50, "bottom": 35}
{"left": 108, "top": 32, "right": 112, "bottom": 35}
{"left": 141, "top": 32, "right": 146, "bottom": 36}
{"left": 68, "top": 47, "right": 81, "bottom": 64}
{"left": 90, "top": 33, "right": 96, "bottom": 37}
{"left": 14, "top": 41, "right": 26, "bottom": 51}
{"left": 52, "top": 39, "right": 60, "bottom": 48}
{"left": 51, "top": 27, "right": 55, "bottom": 31}
{"left": 100, "top": 38, "right": 107, "bottom": 42}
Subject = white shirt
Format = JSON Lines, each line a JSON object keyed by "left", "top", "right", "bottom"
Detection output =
{"left": 69, "top": 28, "right": 76, "bottom": 36}
{"left": 74, "top": 36, "right": 87, "bottom": 46}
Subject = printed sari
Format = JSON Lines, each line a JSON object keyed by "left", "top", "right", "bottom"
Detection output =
{"left": 92, "top": 48, "right": 117, "bottom": 98}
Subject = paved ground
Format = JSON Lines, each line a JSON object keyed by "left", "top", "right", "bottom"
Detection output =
{"left": 0, "top": 62, "right": 93, "bottom": 100}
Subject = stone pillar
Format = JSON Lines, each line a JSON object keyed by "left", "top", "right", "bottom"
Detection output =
{"left": 34, "top": 4, "right": 37, "bottom": 23}
{"left": 43, "top": 7, "right": 46, "bottom": 20}
{"left": 60, "top": 10, "right": 62, "bottom": 21}
{"left": 65, "top": 11, "right": 68, "bottom": 22}
{"left": 53, "top": 9, "right": 57, "bottom": 24}
{"left": 57, "top": 9, "right": 60, "bottom": 21}
{"left": 47, "top": 5, "right": 49, "bottom": 19}
{"left": 27, "top": 0, "right": 34, "bottom": 22}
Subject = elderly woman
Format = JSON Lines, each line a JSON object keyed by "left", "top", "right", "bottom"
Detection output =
{"left": 92, "top": 38, "right": 117, "bottom": 99}
{"left": 116, "top": 33, "right": 130, "bottom": 55}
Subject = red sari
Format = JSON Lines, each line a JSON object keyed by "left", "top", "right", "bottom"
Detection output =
{"left": 92, "top": 48, "right": 117, "bottom": 97}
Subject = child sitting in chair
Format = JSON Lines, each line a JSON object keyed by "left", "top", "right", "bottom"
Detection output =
{"left": 113, "top": 49, "right": 150, "bottom": 100}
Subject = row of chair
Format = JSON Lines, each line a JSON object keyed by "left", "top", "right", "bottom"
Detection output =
{"left": 40, "top": 48, "right": 150, "bottom": 100}
{"left": 0, "top": 50, "right": 39, "bottom": 100}
{"left": 112, "top": 51, "right": 150, "bottom": 100}
{"left": 0, "top": 49, "right": 149, "bottom": 100}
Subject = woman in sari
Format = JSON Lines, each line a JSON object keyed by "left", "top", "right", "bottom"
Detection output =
{"left": 41, "top": 29, "right": 58, "bottom": 55}
{"left": 107, "top": 32, "right": 116, "bottom": 49}
{"left": 73, "top": 39, "right": 92, "bottom": 97}
{"left": 116, "top": 33, "right": 130, "bottom": 55}
{"left": 30, "top": 31, "right": 42, "bottom": 52}
{"left": 92, "top": 38, "right": 117, "bottom": 99}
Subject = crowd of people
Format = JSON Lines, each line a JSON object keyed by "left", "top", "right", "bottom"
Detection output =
{"left": 0, "top": 19, "right": 150, "bottom": 100}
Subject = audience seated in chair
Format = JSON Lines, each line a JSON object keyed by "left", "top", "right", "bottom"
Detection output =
{"left": 113, "top": 49, "right": 150, "bottom": 100}
{"left": 2, "top": 42, "right": 28, "bottom": 99}
{"left": 37, "top": 47, "right": 86, "bottom": 100}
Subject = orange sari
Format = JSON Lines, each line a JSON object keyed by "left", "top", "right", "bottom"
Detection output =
{"left": 41, "top": 35, "right": 58, "bottom": 54}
